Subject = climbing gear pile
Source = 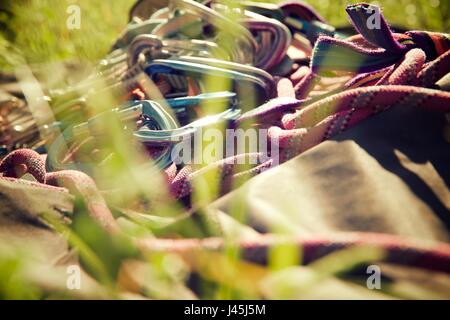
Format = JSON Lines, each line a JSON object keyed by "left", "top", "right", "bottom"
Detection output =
{"left": 1, "top": 1, "right": 449, "bottom": 222}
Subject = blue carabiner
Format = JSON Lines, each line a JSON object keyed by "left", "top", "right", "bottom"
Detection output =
{"left": 143, "top": 59, "right": 275, "bottom": 106}
{"left": 134, "top": 107, "right": 241, "bottom": 145}
{"left": 46, "top": 92, "right": 241, "bottom": 171}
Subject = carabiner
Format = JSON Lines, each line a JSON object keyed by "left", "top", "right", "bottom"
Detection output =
{"left": 144, "top": 59, "right": 275, "bottom": 105}
{"left": 134, "top": 107, "right": 240, "bottom": 145}
{"left": 127, "top": 34, "right": 229, "bottom": 67}
{"left": 112, "top": 18, "right": 165, "bottom": 49}
{"left": 46, "top": 91, "right": 239, "bottom": 171}
{"left": 165, "top": 91, "right": 237, "bottom": 115}
{"left": 46, "top": 99, "right": 178, "bottom": 171}
{"left": 151, "top": 0, "right": 257, "bottom": 64}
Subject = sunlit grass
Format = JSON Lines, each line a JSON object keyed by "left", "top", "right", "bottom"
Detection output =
{"left": 0, "top": 0, "right": 136, "bottom": 69}
{"left": 0, "top": 0, "right": 446, "bottom": 70}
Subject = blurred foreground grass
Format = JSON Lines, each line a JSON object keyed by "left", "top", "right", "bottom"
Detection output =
{"left": 0, "top": 0, "right": 448, "bottom": 70}
{"left": 0, "top": 0, "right": 449, "bottom": 300}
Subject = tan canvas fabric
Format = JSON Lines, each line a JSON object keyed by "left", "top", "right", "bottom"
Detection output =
{"left": 208, "top": 106, "right": 450, "bottom": 243}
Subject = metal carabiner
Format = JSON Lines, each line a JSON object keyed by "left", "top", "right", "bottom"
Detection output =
{"left": 70, "top": 91, "right": 238, "bottom": 140}
{"left": 143, "top": 58, "right": 275, "bottom": 105}
{"left": 134, "top": 107, "right": 241, "bottom": 145}
{"left": 211, "top": 3, "right": 291, "bottom": 70}
{"left": 112, "top": 18, "right": 165, "bottom": 50}
{"left": 165, "top": 91, "right": 237, "bottom": 116}
{"left": 174, "top": 56, "right": 275, "bottom": 97}
{"left": 46, "top": 99, "right": 178, "bottom": 171}
{"left": 46, "top": 91, "right": 239, "bottom": 170}
{"left": 127, "top": 34, "right": 229, "bottom": 67}
{"left": 151, "top": 0, "right": 257, "bottom": 64}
